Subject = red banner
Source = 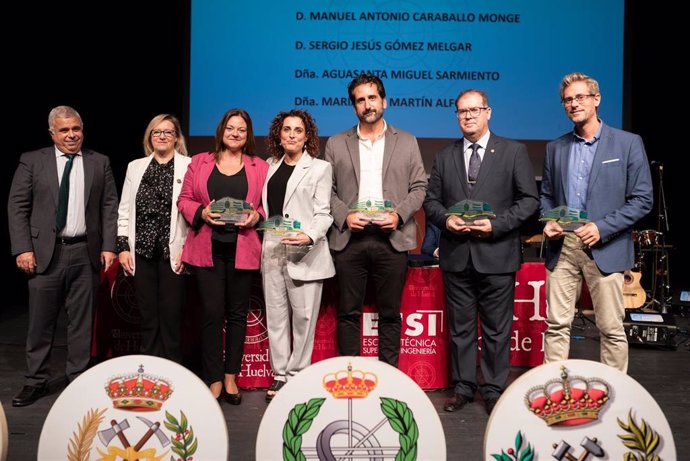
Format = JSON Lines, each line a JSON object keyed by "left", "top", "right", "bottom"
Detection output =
{"left": 397, "top": 267, "right": 450, "bottom": 388}
{"left": 312, "top": 268, "right": 450, "bottom": 389}
{"left": 93, "top": 262, "right": 547, "bottom": 390}
{"left": 509, "top": 262, "right": 547, "bottom": 367}
{"left": 236, "top": 283, "right": 272, "bottom": 388}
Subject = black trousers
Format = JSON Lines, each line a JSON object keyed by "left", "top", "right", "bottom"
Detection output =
{"left": 133, "top": 254, "right": 185, "bottom": 363}
{"left": 333, "top": 233, "right": 408, "bottom": 367}
{"left": 443, "top": 257, "right": 515, "bottom": 400}
{"left": 194, "top": 241, "right": 254, "bottom": 384}
{"left": 26, "top": 241, "right": 98, "bottom": 386}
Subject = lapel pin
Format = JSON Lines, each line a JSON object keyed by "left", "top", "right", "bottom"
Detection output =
{"left": 490, "top": 149, "right": 495, "bottom": 153}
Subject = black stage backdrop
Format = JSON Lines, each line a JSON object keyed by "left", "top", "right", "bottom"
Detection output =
{"left": 3, "top": 1, "right": 685, "bottom": 306}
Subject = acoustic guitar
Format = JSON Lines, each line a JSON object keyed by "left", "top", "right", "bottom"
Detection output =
{"left": 623, "top": 270, "right": 646, "bottom": 309}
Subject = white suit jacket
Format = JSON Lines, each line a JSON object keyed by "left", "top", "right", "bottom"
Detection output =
{"left": 261, "top": 153, "right": 335, "bottom": 281}
{"left": 117, "top": 152, "right": 191, "bottom": 273}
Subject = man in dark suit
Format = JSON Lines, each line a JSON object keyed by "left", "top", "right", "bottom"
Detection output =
{"left": 540, "top": 73, "right": 653, "bottom": 373}
{"left": 424, "top": 89, "right": 539, "bottom": 414}
{"left": 326, "top": 74, "right": 427, "bottom": 367}
{"left": 8, "top": 105, "right": 118, "bottom": 406}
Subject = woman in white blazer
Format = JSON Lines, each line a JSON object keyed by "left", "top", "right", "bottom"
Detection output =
{"left": 262, "top": 110, "right": 335, "bottom": 402}
{"left": 116, "top": 114, "right": 191, "bottom": 362}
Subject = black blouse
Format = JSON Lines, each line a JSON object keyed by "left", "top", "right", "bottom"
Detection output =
{"left": 208, "top": 165, "right": 248, "bottom": 243}
{"left": 117, "top": 158, "right": 174, "bottom": 259}
{"left": 267, "top": 161, "right": 295, "bottom": 217}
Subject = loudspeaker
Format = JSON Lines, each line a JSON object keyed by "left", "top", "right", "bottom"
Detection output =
{"left": 624, "top": 312, "right": 677, "bottom": 348}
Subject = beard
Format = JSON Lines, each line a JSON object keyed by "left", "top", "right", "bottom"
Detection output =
{"left": 358, "top": 109, "right": 383, "bottom": 125}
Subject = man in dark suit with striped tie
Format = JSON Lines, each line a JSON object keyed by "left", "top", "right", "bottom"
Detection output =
{"left": 424, "top": 89, "right": 539, "bottom": 415}
{"left": 8, "top": 106, "right": 118, "bottom": 406}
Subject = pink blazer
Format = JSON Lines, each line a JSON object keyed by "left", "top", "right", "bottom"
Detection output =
{"left": 177, "top": 152, "right": 268, "bottom": 269}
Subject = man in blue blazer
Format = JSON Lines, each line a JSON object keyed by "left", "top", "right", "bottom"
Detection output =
{"left": 8, "top": 106, "right": 118, "bottom": 406}
{"left": 424, "top": 89, "right": 539, "bottom": 415}
{"left": 540, "top": 73, "right": 653, "bottom": 373}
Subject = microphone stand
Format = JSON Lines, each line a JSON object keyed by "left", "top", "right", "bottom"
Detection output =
{"left": 656, "top": 163, "right": 669, "bottom": 233}
{"left": 654, "top": 163, "right": 670, "bottom": 314}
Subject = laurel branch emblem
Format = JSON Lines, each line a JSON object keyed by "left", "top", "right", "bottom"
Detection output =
{"left": 281, "top": 396, "right": 419, "bottom": 461}
{"left": 380, "top": 397, "right": 419, "bottom": 461}
{"left": 617, "top": 409, "right": 661, "bottom": 461}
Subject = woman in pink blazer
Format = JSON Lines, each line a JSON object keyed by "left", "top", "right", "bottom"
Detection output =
{"left": 177, "top": 109, "right": 268, "bottom": 405}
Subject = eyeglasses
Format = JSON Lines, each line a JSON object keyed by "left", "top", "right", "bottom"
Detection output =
{"left": 151, "top": 130, "right": 176, "bottom": 138}
{"left": 455, "top": 107, "right": 488, "bottom": 118}
{"left": 561, "top": 94, "right": 595, "bottom": 106}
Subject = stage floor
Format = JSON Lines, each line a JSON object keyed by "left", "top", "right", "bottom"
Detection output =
{"left": 1, "top": 304, "right": 688, "bottom": 460}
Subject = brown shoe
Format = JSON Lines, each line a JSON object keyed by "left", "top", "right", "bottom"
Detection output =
{"left": 443, "top": 394, "right": 472, "bottom": 412}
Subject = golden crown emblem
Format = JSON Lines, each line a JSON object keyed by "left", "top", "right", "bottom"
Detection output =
{"left": 525, "top": 366, "right": 610, "bottom": 426}
{"left": 323, "top": 362, "right": 378, "bottom": 399}
{"left": 104, "top": 364, "right": 173, "bottom": 411}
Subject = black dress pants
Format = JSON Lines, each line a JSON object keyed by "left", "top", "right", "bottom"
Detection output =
{"left": 133, "top": 254, "right": 185, "bottom": 362}
{"left": 443, "top": 259, "right": 515, "bottom": 400}
{"left": 333, "top": 233, "right": 408, "bottom": 367}
{"left": 195, "top": 240, "right": 255, "bottom": 384}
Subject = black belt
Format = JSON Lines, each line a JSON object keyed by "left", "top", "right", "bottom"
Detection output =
{"left": 56, "top": 235, "right": 87, "bottom": 245}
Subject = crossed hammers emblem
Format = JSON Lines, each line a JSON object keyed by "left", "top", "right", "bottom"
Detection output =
{"left": 552, "top": 436, "right": 605, "bottom": 461}
{"left": 98, "top": 416, "right": 170, "bottom": 459}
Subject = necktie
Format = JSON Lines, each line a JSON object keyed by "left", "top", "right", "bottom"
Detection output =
{"left": 467, "top": 143, "right": 481, "bottom": 189}
{"left": 56, "top": 154, "right": 76, "bottom": 232}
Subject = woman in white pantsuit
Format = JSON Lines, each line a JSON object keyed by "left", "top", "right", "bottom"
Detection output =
{"left": 261, "top": 110, "right": 334, "bottom": 402}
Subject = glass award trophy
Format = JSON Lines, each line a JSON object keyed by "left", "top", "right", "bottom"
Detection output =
{"left": 350, "top": 198, "right": 394, "bottom": 221}
{"left": 540, "top": 206, "right": 589, "bottom": 231}
{"left": 259, "top": 216, "right": 310, "bottom": 259}
{"left": 209, "top": 197, "right": 253, "bottom": 223}
{"left": 258, "top": 215, "right": 305, "bottom": 236}
{"left": 446, "top": 200, "right": 496, "bottom": 225}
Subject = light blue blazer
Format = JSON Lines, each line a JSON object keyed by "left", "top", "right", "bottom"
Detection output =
{"left": 540, "top": 122, "right": 653, "bottom": 273}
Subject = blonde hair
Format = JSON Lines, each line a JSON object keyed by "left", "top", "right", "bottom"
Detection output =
{"left": 143, "top": 114, "right": 188, "bottom": 156}
{"left": 559, "top": 72, "right": 600, "bottom": 100}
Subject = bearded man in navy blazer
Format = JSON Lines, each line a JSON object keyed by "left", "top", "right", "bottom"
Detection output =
{"left": 540, "top": 73, "right": 653, "bottom": 373}
{"left": 424, "top": 89, "right": 539, "bottom": 415}
{"left": 8, "top": 106, "right": 118, "bottom": 406}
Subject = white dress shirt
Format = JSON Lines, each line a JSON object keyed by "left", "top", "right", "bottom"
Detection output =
{"left": 357, "top": 120, "right": 387, "bottom": 202}
{"left": 55, "top": 147, "right": 86, "bottom": 237}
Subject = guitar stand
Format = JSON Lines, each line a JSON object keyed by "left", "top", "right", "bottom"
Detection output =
{"left": 641, "top": 245, "right": 671, "bottom": 314}
{"left": 642, "top": 297, "right": 665, "bottom": 313}
{"left": 573, "top": 306, "right": 596, "bottom": 330}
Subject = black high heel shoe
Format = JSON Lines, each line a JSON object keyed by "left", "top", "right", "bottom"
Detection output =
{"left": 225, "top": 392, "right": 242, "bottom": 405}
{"left": 223, "top": 390, "right": 242, "bottom": 405}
